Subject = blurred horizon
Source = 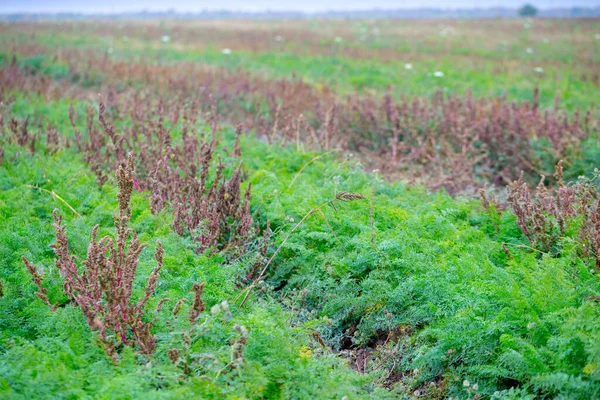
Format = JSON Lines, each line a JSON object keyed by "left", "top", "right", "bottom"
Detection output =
{"left": 2, "top": 0, "right": 600, "bottom": 14}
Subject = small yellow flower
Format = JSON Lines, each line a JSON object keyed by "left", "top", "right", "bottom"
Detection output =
{"left": 583, "top": 364, "right": 597, "bottom": 375}
{"left": 299, "top": 345, "right": 313, "bottom": 359}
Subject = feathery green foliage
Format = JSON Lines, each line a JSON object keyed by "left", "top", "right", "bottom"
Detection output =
{"left": 1, "top": 18, "right": 600, "bottom": 398}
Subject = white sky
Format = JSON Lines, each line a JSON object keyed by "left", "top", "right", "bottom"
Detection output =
{"left": 3, "top": 0, "right": 599, "bottom": 13}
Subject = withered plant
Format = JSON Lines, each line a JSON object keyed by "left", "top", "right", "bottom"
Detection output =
{"left": 22, "top": 153, "right": 207, "bottom": 363}
{"left": 102, "top": 97, "right": 253, "bottom": 254}
{"left": 64, "top": 95, "right": 257, "bottom": 254}
{"left": 507, "top": 161, "right": 600, "bottom": 267}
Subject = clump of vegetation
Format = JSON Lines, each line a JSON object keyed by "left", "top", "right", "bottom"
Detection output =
{"left": 508, "top": 160, "right": 600, "bottom": 266}
{"left": 4, "top": 92, "right": 257, "bottom": 255}
{"left": 95, "top": 97, "right": 256, "bottom": 254}
{"left": 22, "top": 153, "right": 208, "bottom": 363}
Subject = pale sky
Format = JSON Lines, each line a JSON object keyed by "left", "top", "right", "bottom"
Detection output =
{"left": 3, "top": 0, "right": 599, "bottom": 13}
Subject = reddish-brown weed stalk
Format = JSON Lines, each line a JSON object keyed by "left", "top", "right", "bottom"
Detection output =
{"left": 22, "top": 153, "right": 206, "bottom": 363}
{"left": 507, "top": 161, "right": 600, "bottom": 267}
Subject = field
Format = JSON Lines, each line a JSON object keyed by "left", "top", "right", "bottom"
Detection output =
{"left": 1, "top": 17, "right": 600, "bottom": 399}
